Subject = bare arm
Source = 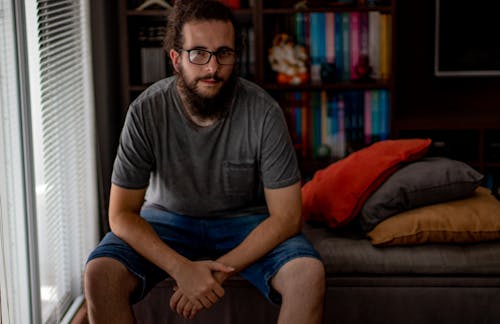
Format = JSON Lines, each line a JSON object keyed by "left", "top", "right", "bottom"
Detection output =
{"left": 215, "top": 181, "right": 303, "bottom": 277}
{"left": 108, "top": 184, "right": 233, "bottom": 308}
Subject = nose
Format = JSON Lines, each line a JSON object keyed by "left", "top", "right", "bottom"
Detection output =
{"left": 205, "top": 54, "right": 220, "bottom": 73}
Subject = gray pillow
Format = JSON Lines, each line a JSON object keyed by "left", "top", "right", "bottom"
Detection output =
{"left": 360, "top": 157, "right": 484, "bottom": 232}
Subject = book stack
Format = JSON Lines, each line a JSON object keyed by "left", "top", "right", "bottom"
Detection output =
{"left": 138, "top": 25, "right": 167, "bottom": 84}
{"left": 282, "top": 89, "right": 390, "bottom": 160}
{"left": 292, "top": 11, "right": 391, "bottom": 82}
{"left": 140, "top": 48, "right": 167, "bottom": 84}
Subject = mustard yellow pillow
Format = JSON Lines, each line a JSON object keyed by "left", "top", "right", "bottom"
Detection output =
{"left": 367, "top": 187, "right": 500, "bottom": 246}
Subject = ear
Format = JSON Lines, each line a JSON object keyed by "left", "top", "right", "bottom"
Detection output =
{"left": 169, "top": 49, "right": 180, "bottom": 73}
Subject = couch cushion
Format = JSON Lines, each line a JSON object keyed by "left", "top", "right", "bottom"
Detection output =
{"left": 302, "top": 139, "right": 432, "bottom": 228}
{"left": 366, "top": 187, "right": 500, "bottom": 246}
{"left": 360, "top": 157, "right": 484, "bottom": 232}
{"left": 303, "top": 221, "right": 500, "bottom": 275}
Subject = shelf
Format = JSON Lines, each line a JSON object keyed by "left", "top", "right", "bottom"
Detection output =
{"left": 262, "top": 6, "right": 392, "bottom": 14}
{"left": 127, "top": 8, "right": 254, "bottom": 17}
{"left": 127, "top": 9, "right": 169, "bottom": 16}
{"left": 264, "top": 80, "right": 390, "bottom": 91}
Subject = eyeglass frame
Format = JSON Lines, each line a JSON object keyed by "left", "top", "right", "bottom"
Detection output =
{"left": 177, "top": 48, "right": 237, "bottom": 65}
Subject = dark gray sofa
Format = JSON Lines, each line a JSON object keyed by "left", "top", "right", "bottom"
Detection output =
{"left": 133, "top": 221, "right": 500, "bottom": 324}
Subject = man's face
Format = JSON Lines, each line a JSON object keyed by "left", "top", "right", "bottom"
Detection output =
{"left": 171, "top": 20, "right": 236, "bottom": 100}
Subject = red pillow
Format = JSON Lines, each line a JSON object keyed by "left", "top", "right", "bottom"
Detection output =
{"left": 302, "top": 139, "right": 432, "bottom": 228}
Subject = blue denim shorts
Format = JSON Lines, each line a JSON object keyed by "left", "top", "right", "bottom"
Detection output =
{"left": 87, "top": 209, "right": 321, "bottom": 304}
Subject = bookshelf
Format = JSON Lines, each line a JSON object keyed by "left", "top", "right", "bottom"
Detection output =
{"left": 118, "top": 0, "right": 395, "bottom": 178}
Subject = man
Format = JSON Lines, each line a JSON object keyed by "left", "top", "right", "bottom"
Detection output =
{"left": 84, "top": 1, "right": 325, "bottom": 323}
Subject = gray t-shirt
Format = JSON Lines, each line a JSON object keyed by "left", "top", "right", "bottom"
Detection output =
{"left": 112, "top": 76, "right": 300, "bottom": 218}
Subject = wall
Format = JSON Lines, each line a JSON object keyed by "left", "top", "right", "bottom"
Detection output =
{"left": 394, "top": 0, "right": 500, "bottom": 125}
{"left": 90, "top": 0, "right": 124, "bottom": 234}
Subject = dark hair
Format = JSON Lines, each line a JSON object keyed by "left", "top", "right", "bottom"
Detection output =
{"left": 164, "top": 0, "right": 243, "bottom": 56}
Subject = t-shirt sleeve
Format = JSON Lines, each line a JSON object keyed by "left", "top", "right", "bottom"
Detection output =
{"left": 260, "top": 105, "right": 301, "bottom": 189}
{"left": 111, "top": 103, "right": 155, "bottom": 189}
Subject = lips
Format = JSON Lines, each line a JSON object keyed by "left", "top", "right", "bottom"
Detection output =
{"left": 199, "top": 75, "right": 223, "bottom": 83}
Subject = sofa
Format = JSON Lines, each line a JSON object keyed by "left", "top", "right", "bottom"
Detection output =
{"left": 133, "top": 139, "right": 500, "bottom": 323}
{"left": 133, "top": 221, "right": 500, "bottom": 324}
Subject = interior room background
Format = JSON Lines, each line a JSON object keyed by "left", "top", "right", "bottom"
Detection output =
{"left": 1, "top": 0, "right": 500, "bottom": 323}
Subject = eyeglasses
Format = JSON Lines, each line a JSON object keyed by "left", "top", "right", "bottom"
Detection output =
{"left": 179, "top": 48, "right": 236, "bottom": 65}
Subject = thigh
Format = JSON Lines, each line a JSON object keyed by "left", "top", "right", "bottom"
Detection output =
{"left": 86, "top": 210, "right": 206, "bottom": 303}
{"left": 86, "top": 231, "right": 168, "bottom": 303}
{"left": 239, "top": 233, "right": 322, "bottom": 305}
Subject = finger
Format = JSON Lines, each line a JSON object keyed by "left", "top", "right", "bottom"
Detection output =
{"left": 207, "top": 261, "right": 235, "bottom": 273}
{"left": 169, "top": 289, "right": 182, "bottom": 311}
{"left": 182, "top": 300, "right": 193, "bottom": 319}
{"left": 205, "top": 290, "right": 220, "bottom": 304}
{"left": 176, "top": 294, "right": 189, "bottom": 315}
{"left": 212, "top": 284, "right": 225, "bottom": 298}
{"left": 188, "top": 302, "right": 203, "bottom": 320}
{"left": 199, "top": 296, "right": 213, "bottom": 309}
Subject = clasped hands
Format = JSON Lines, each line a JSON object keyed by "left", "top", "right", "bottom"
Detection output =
{"left": 170, "top": 260, "right": 235, "bottom": 320}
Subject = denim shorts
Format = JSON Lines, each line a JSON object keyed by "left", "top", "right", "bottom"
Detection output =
{"left": 87, "top": 209, "right": 321, "bottom": 304}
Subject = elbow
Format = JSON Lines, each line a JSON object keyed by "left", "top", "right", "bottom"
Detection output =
{"left": 284, "top": 211, "right": 303, "bottom": 237}
{"left": 108, "top": 210, "right": 127, "bottom": 238}
{"left": 291, "top": 214, "right": 303, "bottom": 235}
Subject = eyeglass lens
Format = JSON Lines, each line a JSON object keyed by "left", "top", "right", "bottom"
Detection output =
{"left": 188, "top": 49, "right": 235, "bottom": 65}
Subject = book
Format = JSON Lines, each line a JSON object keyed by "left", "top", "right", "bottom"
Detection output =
{"left": 350, "top": 12, "right": 360, "bottom": 80}
{"left": 379, "top": 90, "right": 390, "bottom": 139}
{"left": 379, "top": 13, "right": 390, "bottom": 80}
{"left": 334, "top": 13, "right": 344, "bottom": 80}
{"left": 341, "top": 13, "right": 351, "bottom": 81}
{"left": 309, "top": 13, "right": 325, "bottom": 83}
{"left": 364, "top": 90, "right": 372, "bottom": 144}
{"left": 370, "top": 90, "right": 380, "bottom": 141}
{"left": 140, "top": 47, "right": 166, "bottom": 84}
{"left": 368, "top": 11, "right": 381, "bottom": 79}
{"left": 325, "top": 12, "right": 336, "bottom": 64}
{"left": 359, "top": 12, "right": 369, "bottom": 57}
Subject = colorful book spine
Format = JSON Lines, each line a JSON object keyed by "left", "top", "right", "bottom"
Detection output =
{"left": 341, "top": 13, "right": 351, "bottom": 81}
{"left": 309, "top": 13, "right": 326, "bottom": 83}
{"left": 364, "top": 90, "right": 372, "bottom": 144}
{"left": 325, "top": 12, "right": 335, "bottom": 64}
{"left": 350, "top": 12, "right": 360, "bottom": 80}
{"left": 379, "top": 13, "right": 390, "bottom": 80}
{"left": 379, "top": 90, "right": 390, "bottom": 139}
{"left": 359, "top": 12, "right": 369, "bottom": 57}
{"left": 288, "top": 90, "right": 391, "bottom": 159}
{"left": 337, "top": 95, "right": 346, "bottom": 157}
{"left": 334, "top": 13, "right": 344, "bottom": 80}
{"left": 371, "top": 90, "right": 380, "bottom": 141}
{"left": 321, "top": 91, "right": 328, "bottom": 147}
{"left": 368, "top": 11, "right": 381, "bottom": 79}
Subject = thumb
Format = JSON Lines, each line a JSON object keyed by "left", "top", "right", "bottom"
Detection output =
{"left": 207, "top": 261, "right": 235, "bottom": 273}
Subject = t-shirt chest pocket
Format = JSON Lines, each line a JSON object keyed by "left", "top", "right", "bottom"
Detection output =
{"left": 223, "top": 161, "right": 257, "bottom": 197}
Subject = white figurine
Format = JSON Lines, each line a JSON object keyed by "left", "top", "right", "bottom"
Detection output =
{"left": 136, "top": 0, "right": 171, "bottom": 11}
{"left": 268, "top": 33, "right": 308, "bottom": 85}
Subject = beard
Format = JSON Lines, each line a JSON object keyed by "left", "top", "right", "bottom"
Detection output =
{"left": 176, "top": 67, "right": 237, "bottom": 121}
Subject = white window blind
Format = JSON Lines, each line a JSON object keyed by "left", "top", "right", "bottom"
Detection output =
{"left": 25, "top": 0, "right": 98, "bottom": 322}
{"left": 0, "top": 0, "right": 31, "bottom": 323}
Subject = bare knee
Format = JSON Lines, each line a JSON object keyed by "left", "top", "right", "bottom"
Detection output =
{"left": 84, "top": 257, "right": 139, "bottom": 304}
{"left": 272, "top": 257, "right": 326, "bottom": 297}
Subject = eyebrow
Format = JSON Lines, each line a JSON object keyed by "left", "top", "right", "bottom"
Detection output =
{"left": 189, "top": 45, "right": 234, "bottom": 51}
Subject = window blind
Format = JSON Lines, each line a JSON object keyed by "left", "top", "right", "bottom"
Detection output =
{"left": 0, "top": 0, "right": 31, "bottom": 323}
{"left": 24, "top": 0, "right": 98, "bottom": 322}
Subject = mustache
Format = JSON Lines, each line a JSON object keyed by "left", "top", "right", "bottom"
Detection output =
{"left": 197, "top": 74, "right": 223, "bottom": 82}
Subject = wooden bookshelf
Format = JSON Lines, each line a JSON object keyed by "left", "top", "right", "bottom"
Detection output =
{"left": 118, "top": 0, "right": 396, "bottom": 178}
